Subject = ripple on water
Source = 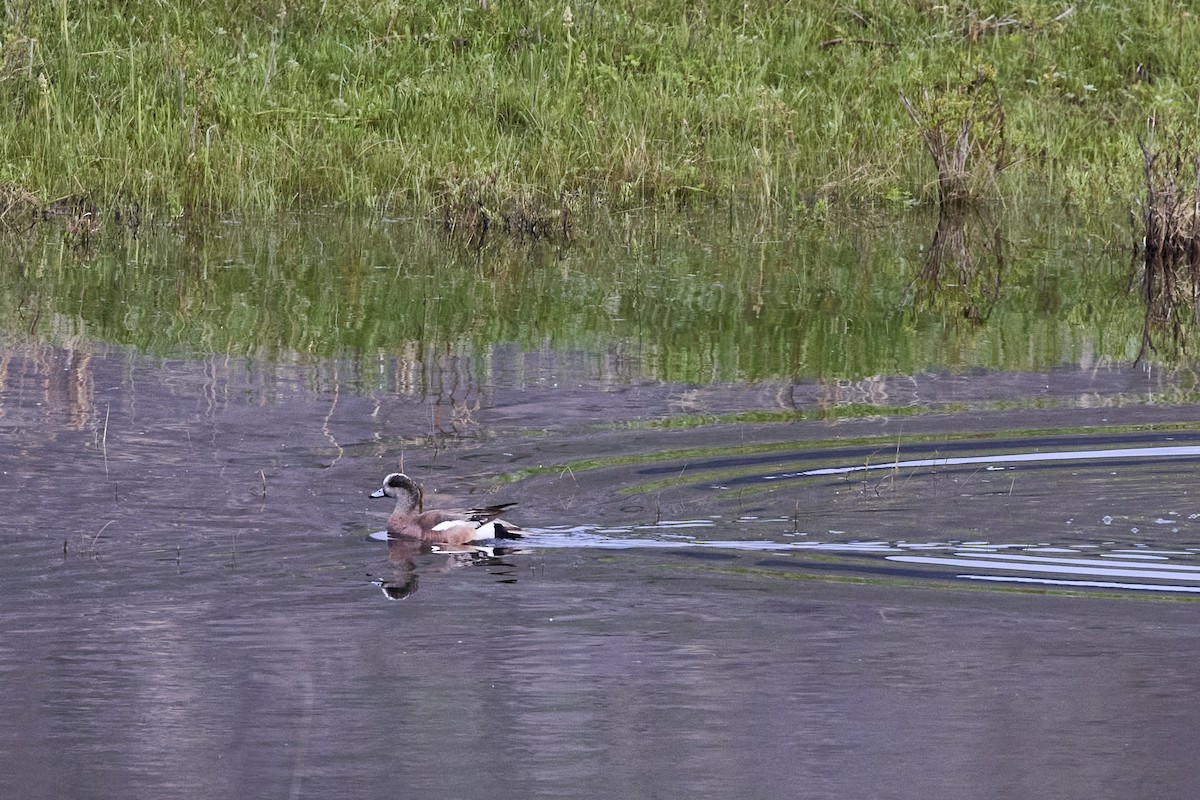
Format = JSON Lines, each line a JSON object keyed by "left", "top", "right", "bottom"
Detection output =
{"left": 367, "top": 520, "right": 1200, "bottom": 597}
{"left": 470, "top": 426, "right": 1200, "bottom": 597}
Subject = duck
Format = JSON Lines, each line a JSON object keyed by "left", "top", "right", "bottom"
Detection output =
{"left": 369, "top": 472, "right": 522, "bottom": 544}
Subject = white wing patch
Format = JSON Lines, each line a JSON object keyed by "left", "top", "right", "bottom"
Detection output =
{"left": 431, "top": 518, "right": 492, "bottom": 540}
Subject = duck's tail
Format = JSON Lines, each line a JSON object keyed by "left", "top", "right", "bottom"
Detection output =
{"left": 468, "top": 502, "right": 518, "bottom": 524}
{"left": 490, "top": 521, "right": 523, "bottom": 540}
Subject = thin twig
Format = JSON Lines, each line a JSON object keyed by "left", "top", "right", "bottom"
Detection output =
{"left": 101, "top": 402, "right": 110, "bottom": 477}
{"left": 91, "top": 519, "right": 115, "bottom": 549}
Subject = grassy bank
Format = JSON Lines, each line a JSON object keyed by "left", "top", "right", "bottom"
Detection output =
{"left": 1, "top": 1, "right": 1198, "bottom": 217}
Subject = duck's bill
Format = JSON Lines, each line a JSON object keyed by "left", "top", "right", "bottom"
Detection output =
{"left": 369, "top": 488, "right": 386, "bottom": 498}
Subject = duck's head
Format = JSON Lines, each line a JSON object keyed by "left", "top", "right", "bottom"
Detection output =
{"left": 370, "top": 472, "right": 422, "bottom": 511}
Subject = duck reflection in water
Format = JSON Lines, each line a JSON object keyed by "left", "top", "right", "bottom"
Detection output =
{"left": 377, "top": 537, "right": 524, "bottom": 600}
{"left": 370, "top": 472, "right": 524, "bottom": 600}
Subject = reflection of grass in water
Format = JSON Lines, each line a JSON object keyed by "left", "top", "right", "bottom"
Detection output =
{"left": 497, "top": 440, "right": 825, "bottom": 485}
{"left": 0, "top": 207, "right": 1146, "bottom": 382}
{"left": 616, "top": 392, "right": 1200, "bottom": 431}
{"left": 499, "top": 420, "right": 1200, "bottom": 497}
{"left": 620, "top": 461, "right": 891, "bottom": 498}
{"left": 609, "top": 402, "right": 958, "bottom": 430}
{"left": 658, "top": 561, "right": 1200, "bottom": 602}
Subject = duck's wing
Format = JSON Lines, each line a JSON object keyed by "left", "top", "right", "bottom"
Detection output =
{"left": 413, "top": 504, "right": 522, "bottom": 541}
{"left": 425, "top": 516, "right": 522, "bottom": 542}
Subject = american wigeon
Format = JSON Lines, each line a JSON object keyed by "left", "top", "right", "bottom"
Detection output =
{"left": 369, "top": 472, "right": 522, "bottom": 544}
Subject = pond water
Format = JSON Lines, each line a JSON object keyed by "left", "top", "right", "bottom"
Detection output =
{"left": 3, "top": 209, "right": 1200, "bottom": 799}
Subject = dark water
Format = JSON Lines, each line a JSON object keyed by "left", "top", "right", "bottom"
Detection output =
{"left": 4, "top": 209, "right": 1200, "bottom": 798}
{"left": 4, "top": 339, "right": 1200, "bottom": 799}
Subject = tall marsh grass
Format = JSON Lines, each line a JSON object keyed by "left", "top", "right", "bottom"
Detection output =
{"left": 0, "top": 2, "right": 1198, "bottom": 217}
{"left": 1135, "top": 131, "right": 1200, "bottom": 359}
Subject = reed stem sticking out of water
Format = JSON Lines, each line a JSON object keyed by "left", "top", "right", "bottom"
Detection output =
{"left": 437, "top": 175, "right": 572, "bottom": 250}
{"left": 912, "top": 206, "right": 1006, "bottom": 322}
{"left": 1135, "top": 134, "right": 1200, "bottom": 362}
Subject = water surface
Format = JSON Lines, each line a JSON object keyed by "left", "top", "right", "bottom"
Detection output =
{"left": 2, "top": 210, "right": 1199, "bottom": 799}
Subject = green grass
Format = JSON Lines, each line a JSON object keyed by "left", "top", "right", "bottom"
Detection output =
{"left": 1, "top": 1, "right": 1199, "bottom": 216}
